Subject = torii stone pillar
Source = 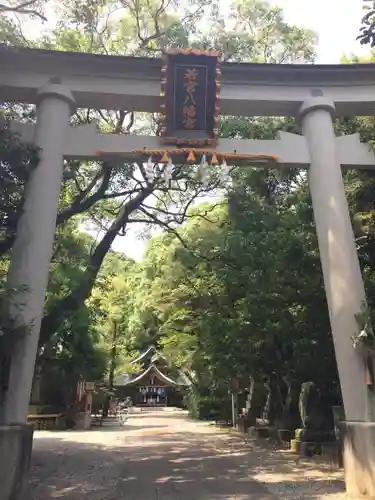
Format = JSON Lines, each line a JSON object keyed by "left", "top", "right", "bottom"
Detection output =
{"left": 299, "top": 96, "right": 375, "bottom": 498}
{"left": 3, "top": 80, "right": 75, "bottom": 425}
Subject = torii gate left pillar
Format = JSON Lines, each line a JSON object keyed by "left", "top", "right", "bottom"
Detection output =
{"left": 0, "top": 80, "right": 75, "bottom": 500}
{"left": 1, "top": 79, "right": 74, "bottom": 500}
{"left": 2, "top": 80, "right": 75, "bottom": 425}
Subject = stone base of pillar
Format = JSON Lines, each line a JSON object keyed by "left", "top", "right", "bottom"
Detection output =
{"left": 0, "top": 424, "right": 34, "bottom": 500}
{"left": 342, "top": 421, "right": 375, "bottom": 499}
{"left": 74, "top": 412, "right": 92, "bottom": 430}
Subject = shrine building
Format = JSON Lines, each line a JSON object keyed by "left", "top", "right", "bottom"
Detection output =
{"left": 114, "top": 346, "right": 191, "bottom": 407}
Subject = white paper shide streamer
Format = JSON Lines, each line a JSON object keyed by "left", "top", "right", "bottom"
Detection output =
{"left": 164, "top": 156, "right": 174, "bottom": 183}
{"left": 145, "top": 156, "right": 154, "bottom": 182}
{"left": 198, "top": 154, "right": 210, "bottom": 187}
{"left": 219, "top": 158, "right": 231, "bottom": 187}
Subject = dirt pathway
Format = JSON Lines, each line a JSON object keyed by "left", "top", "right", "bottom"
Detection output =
{"left": 30, "top": 411, "right": 345, "bottom": 500}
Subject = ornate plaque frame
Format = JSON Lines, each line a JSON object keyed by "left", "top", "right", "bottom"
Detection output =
{"left": 160, "top": 49, "right": 221, "bottom": 147}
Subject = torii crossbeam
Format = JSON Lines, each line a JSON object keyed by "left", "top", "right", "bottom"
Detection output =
{"left": 11, "top": 121, "right": 375, "bottom": 169}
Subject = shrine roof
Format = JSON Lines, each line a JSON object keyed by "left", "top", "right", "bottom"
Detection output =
{"left": 117, "top": 363, "right": 179, "bottom": 387}
{"left": 130, "top": 346, "right": 155, "bottom": 364}
{"left": 130, "top": 346, "right": 167, "bottom": 365}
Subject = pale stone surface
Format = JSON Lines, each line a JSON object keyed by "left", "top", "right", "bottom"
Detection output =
{"left": 74, "top": 412, "right": 92, "bottom": 430}
{"left": 300, "top": 97, "right": 371, "bottom": 422}
{"left": 3, "top": 83, "right": 75, "bottom": 424}
{"left": 29, "top": 412, "right": 345, "bottom": 500}
{"left": 0, "top": 424, "right": 34, "bottom": 500}
{"left": 342, "top": 422, "right": 375, "bottom": 499}
{"left": 10, "top": 120, "right": 375, "bottom": 169}
{"left": 4, "top": 46, "right": 375, "bottom": 116}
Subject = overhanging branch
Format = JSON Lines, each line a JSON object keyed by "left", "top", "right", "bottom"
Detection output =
{"left": 137, "top": 205, "right": 238, "bottom": 270}
{"left": 0, "top": 0, "right": 47, "bottom": 20}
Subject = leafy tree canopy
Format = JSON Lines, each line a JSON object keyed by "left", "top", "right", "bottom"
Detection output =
{"left": 358, "top": 0, "right": 375, "bottom": 47}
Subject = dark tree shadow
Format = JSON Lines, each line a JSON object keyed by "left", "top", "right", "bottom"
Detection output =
{"left": 30, "top": 414, "right": 345, "bottom": 500}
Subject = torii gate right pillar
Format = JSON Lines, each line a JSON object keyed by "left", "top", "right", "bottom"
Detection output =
{"left": 299, "top": 96, "right": 375, "bottom": 498}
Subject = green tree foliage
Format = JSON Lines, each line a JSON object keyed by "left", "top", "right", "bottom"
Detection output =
{"left": 0, "top": 0, "right": 318, "bottom": 351}
{"left": 334, "top": 54, "right": 375, "bottom": 327}
{"left": 126, "top": 166, "right": 340, "bottom": 422}
{"left": 0, "top": 125, "right": 39, "bottom": 256}
{"left": 31, "top": 229, "right": 134, "bottom": 408}
{"left": 358, "top": 0, "right": 375, "bottom": 47}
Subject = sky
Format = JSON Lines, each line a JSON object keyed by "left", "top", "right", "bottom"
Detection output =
{"left": 271, "top": 0, "right": 369, "bottom": 64}
{"left": 21, "top": 0, "right": 373, "bottom": 260}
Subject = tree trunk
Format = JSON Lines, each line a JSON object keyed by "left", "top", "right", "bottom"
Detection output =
{"left": 103, "top": 321, "right": 118, "bottom": 417}
{"left": 263, "top": 374, "right": 283, "bottom": 426}
{"left": 278, "top": 375, "right": 301, "bottom": 430}
{"left": 245, "top": 376, "right": 267, "bottom": 425}
{"left": 0, "top": 355, "right": 10, "bottom": 423}
{"left": 38, "top": 186, "right": 153, "bottom": 348}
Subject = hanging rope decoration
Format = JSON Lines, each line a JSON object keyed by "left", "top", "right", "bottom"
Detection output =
{"left": 94, "top": 148, "right": 278, "bottom": 165}
{"left": 94, "top": 148, "right": 279, "bottom": 186}
{"left": 130, "top": 148, "right": 279, "bottom": 165}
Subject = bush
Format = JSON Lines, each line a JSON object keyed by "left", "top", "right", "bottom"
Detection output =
{"left": 187, "top": 388, "right": 232, "bottom": 421}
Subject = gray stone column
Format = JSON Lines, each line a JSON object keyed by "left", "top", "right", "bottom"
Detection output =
{"left": 0, "top": 424, "right": 34, "bottom": 500}
{"left": 3, "top": 80, "right": 75, "bottom": 424}
{"left": 298, "top": 96, "right": 372, "bottom": 423}
{"left": 341, "top": 421, "right": 375, "bottom": 499}
{"left": 300, "top": 97, "right": 375, "bottom": 498}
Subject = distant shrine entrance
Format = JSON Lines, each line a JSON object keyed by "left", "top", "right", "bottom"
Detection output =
{"left": 114, "top": 346, "right": 191, "bottom": 408}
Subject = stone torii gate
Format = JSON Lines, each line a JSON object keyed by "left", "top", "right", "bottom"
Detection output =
{"left": 1, "top": 47, "right": 375, "bottom": 497}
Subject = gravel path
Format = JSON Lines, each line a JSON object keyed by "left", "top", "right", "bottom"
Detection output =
{"left": 29, "top": 411, "right": 345, "bottom": 500}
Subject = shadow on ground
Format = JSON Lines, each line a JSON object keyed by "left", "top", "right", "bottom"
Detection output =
{"left": 30, "top": 416, "right": 345, "bottom": 500}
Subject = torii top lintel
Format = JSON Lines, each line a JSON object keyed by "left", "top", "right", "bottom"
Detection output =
{"left": 2, "top": 46, "right": 375, "bottom": 117}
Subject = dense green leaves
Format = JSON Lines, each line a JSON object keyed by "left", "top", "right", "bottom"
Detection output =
{"left": 0, "top": 125, "right": 39, "bottom": 256}
{"left": 358, "top": 0, "right": 375, "bottom": 47}
{"left": 128, "top": 169, "right": 336, "bottom": 387}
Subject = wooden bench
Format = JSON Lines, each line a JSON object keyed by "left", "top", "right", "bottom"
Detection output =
{"left": 28, "top": 413, "right": 66, "bottom": 430}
